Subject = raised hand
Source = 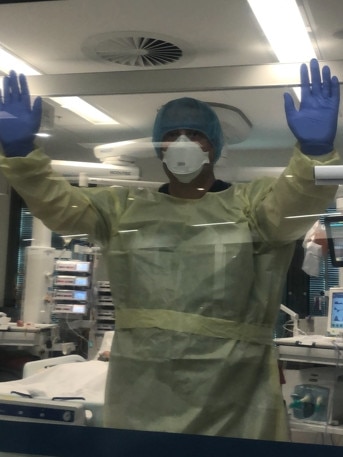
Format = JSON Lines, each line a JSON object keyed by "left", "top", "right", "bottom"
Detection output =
{"left": 284, "top": 58, "right": 340, "bottom": 155}
{"left": 0, "top": 70, "right": 42, "bottom": 157}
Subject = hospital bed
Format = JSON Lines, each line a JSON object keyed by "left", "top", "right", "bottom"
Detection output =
{"left": 0, "top": 331, "right": 114, "bottom": 427}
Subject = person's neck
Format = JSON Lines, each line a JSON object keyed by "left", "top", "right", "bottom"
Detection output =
{"left": 168, "top": 171, "right": 216, "bottom": 199}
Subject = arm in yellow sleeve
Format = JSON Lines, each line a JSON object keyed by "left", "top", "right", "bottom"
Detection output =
{"left": 0, "top": 148, "right": 127, "bottom": 245}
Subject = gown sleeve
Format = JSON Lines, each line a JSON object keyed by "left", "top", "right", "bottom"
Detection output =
{"left": 0, "top": 145, "right": 341, "bottom": 246}
{"left": 237, "top": 145, "right": 341, "bottom": 244}
{"left": 0, "top": 148, "right": 128, "bottom": 246}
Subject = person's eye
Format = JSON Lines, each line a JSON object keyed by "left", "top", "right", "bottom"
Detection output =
{"left": 167, "top": 131, "right": 179, "bottom": 141}
{"left": 196, "top": 131, "right": 204, "bottom": 138}
{"left": 188, "top": 130, "right": 199, "bottom": 139}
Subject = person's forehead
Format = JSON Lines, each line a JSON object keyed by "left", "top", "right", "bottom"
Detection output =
{"left": 163, "top": 128, "right": 209, "bottom": 137}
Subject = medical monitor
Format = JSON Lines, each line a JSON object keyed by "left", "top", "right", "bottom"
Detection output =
{"left": 324, "top": 215, "right": 343, "bottom": 267}
{"left": 327, "top": 287, "right": 343, "bottom": 336}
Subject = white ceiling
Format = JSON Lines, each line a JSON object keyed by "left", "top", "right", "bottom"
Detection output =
{"left": 0, "top": 0, "right": 342, "bottom": 183}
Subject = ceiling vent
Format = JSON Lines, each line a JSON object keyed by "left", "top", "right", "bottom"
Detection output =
{"left": 82, "top": 31, "right": 193, "bottom": 67}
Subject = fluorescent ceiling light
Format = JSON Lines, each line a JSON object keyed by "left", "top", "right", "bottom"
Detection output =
{"left": 0, "top": 48, "right": 40, "bottom": 76}
{"left": 248, "top": 0, "right": 317, "bottom": 99}
{"left": 50, "top": 97, "right": 119, "bottom": 125}
{"left": 51, "top": 159, "right": 123, "bottom": 171}
{"left": 247, "top": 0, "right": 316, "bottom": 63}
{"left": 0, "top": 45, "right": 119, "bottom": 125}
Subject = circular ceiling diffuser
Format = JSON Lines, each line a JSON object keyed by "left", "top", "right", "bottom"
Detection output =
{"left": 82, "top": 31, "right": 192, "bottom": 67}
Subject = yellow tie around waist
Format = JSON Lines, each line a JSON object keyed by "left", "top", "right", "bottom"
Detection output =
{"left": 116, "top": 309, "right": 273, "bottom": 345}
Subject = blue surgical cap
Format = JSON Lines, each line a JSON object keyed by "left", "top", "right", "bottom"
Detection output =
{"left": 152, "top": 97, "right": 224, "bottom": 162}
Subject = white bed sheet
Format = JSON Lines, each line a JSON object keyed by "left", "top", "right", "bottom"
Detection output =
{"left": 0, "top": 332, "right": 114, "bottom": 426}
{"left": 0, "top": 360, "right": 108, "bottom": 403}
{"left": 0, "top": 360, "right": 109, "bottom": 426}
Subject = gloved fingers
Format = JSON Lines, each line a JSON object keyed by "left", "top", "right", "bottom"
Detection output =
{"left": 321, "top": 65, "right": 332, "bottom": 98}
{"left": 309, "top": 58, "right": 321, "bottom": 97}
{"left": 19, "top": 73, "right": 32, "bottom": 110}
{"left": 3, "top": 70, "right": 20, "bottom": 105}
{"left": 331, "top": 75, "right": 340, "bottom": 104}
{"left": 321, "top": 65, "right": 340, "bottom": 111}
{"left": 283, "top": 92, "right": 296, "bottom": 117}
{"left": 300, "top": 62, "right": 311, "bottom": 101}
{"left": 3, "top": 73, "right": 11, "bottom": 105}
{"left": 32, "top": 96, "right": 43, "bottom": 131}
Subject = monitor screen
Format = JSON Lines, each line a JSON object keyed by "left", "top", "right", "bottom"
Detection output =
{"left": 76, "top": 262, "right": 91, "bottom": 272}
{"left": 324, "top": 215, "right": 343, "bottom": 267}
{"left": 74, "top": 277, "right": 90, "bottom": 287}
{"left": 327, "top": 287, "right": 343, "bottom": 336}
{"left": 72, "top": 304, "right": 87, "bottom": 314}
{"left": 73, "top": 290, "right": 88, "bottom": 301}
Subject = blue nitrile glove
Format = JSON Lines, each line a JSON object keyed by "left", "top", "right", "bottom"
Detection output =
{"left": 0, "top": 70, "right": 42, "bottom": 157}
{"left": 284, "top": 58, "right": 340, "bottom": 155}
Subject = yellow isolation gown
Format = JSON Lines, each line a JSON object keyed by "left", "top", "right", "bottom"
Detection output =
{"left": 0, "top": 146, "right": 340, "bottom": 441}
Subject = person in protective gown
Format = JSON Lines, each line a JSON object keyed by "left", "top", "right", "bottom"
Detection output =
{"left": 0, "top": 59, "right": 341, "bottom": 442}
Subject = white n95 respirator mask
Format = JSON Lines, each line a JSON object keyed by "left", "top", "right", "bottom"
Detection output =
{"left": 162, "top": 135, "right": 210, "bottom": 183}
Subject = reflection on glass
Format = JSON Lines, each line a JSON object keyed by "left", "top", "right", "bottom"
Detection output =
{"left": 0, "top": 1, "right": 343, "bottom": 454}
